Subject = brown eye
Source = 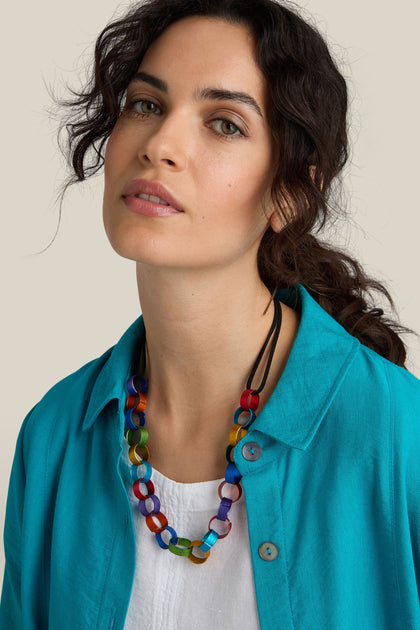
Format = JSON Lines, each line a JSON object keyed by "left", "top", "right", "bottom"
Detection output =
{"left": 221, "top": 120, "right": 239, "bottom": 135}
{"left": 211, "top": 118, "right": 243, "bottom": 137}
{"left": 129, "top": 100, "right": 161, "bottom": 115}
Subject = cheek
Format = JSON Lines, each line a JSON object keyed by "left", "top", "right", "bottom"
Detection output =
{"left": 103, "top": 132, "right": 126, "bottom": 241}
{"left": 104, "top": 125, "right": 135, "bottom": 184}
{"left": 201, "top": 148, "right": 272, "bottom": 214}
{"left": 104, "top": 132, "right": 121, "bottom": 184}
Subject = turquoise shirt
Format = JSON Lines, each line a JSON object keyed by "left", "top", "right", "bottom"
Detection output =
{"left": 1, "top": 286, "right": 420, "bottom": 629}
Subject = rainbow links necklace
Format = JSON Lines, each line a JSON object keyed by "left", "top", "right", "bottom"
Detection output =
{"left": 124, "top": 299, "right": 282, "bottom": 564}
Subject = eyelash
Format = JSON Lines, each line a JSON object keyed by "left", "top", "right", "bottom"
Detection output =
{"left": 122, "top": 98, "right": 246, "bottom": 140}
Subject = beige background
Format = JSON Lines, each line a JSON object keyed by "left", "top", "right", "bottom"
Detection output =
{"left": 1, "top": 0, "right": 419, "bottom": 584}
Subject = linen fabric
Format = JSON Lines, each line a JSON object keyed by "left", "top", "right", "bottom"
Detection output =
{"left": 1, "top": 285, "right": 420, "bottom": 630}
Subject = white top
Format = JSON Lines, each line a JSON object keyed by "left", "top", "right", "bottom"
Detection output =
{"left": 121, "top": 443, "right": 261, "bottom": 630}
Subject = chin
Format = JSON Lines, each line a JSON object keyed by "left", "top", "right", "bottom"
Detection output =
{"left": 104, "top": 226, "right": 181, "bottom": 267}
{"left": 103, "top": 206, "right": 182, "bottom": 266}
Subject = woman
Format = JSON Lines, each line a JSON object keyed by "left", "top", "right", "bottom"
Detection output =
{"left": 1, "top": 0, "right": 419, "bottom": 628}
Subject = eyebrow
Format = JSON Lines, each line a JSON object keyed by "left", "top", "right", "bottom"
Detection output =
{"left": 131, "top": 71, "right": 263, "bottom": 119}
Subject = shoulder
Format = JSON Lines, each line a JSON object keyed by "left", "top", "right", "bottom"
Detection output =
{"left": 336, "top": 342, "right": 420, "bottom": 467}
{"left": 19, "top": 348, "right": 114, "bottom": 449}
{"left": 18, "top": 316, "right": 144, "bottom": 456}
{"left": 351, "top": 342, "right": 420, "bottom": 411}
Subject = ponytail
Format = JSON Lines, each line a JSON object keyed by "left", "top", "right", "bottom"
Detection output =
{"left": 258, "top": 228, "right": 409, "bottom": 367}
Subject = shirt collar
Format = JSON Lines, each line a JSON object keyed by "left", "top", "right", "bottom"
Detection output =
{"left": 82, "top": 317, "right": 145, "bottom": 431}
{"left": 82, "top": 285, "right": 359, "bottom": 448}
{"left": 252, "top": 285, "right": 359, "bottom": 449}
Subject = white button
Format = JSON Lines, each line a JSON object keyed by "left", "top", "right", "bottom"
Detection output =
{"left": 242, "top": 442, "right": 262, "bottom": 461}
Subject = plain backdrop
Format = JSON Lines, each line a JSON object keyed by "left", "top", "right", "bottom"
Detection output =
{"left": 1, "top": 0, "right": 419, "bottom": 584}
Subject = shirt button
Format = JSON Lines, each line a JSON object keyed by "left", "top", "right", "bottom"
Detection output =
{"left": 242, "top": 442, "right": 262, "bottom": 461}
{"left": 258, "top": 542, "right": 279, "bottom": 562}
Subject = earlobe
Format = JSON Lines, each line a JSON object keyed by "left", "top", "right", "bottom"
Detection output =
{"left": 267, "top": 194, "right": 294, "bottom": 233}
{"left": 268, "top": 166, "right": 320, "bottom": 234}
{"left": 263, "top": 191, "right": 287, "bottom": 234}
{"left": 269, "top": 209, "right": 284, "bottom": 233}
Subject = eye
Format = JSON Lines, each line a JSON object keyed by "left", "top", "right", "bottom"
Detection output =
{"left": 211, "top": 118, "right": 244, "bottom": 138}
{"left": 124, "top": 99, "right": 162, "bottom": 116}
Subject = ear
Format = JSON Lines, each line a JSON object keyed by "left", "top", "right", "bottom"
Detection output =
{"left": 268, "top": 165, "right": 319, "bottom": 233}
{"left": 267, "top": 189, "right": 296, "bottom": 234}
{"left": 269, "top": 208, "right": 284, "bottom": 233}
{"left": 263, "top": 187, "right": 292, "bottom": 234}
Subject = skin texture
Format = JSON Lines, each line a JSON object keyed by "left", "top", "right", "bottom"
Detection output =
{"left": 103, "top": 17, "right": 299, "bottom": 482}
{"left": 103, "top": 17, "right": 276, "bottom": 270}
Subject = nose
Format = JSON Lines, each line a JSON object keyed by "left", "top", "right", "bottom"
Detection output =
{"left": 139, "top": 110, "right": 189, "bottom": 171}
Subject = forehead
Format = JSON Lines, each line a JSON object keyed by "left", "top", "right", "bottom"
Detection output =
{"left": 138, "top": 16, "right": 267, "bottom": 104}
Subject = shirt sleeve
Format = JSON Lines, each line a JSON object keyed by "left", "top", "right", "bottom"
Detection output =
{"left": 0, "top": 412, "right": 32, "bottom": 629}
{"left": 387, "top": 363, "right": 420, "bottom": 625}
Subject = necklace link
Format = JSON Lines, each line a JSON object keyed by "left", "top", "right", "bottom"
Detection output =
{"left": 123, "top": 298, "right": 282, "bottom": 564}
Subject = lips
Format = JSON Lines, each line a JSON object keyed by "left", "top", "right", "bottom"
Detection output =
{"left": 135, "top": 193, "right": 170, "bottom": 206}
{"left": 122, "top": 179, "right": 183, "bottom": 212}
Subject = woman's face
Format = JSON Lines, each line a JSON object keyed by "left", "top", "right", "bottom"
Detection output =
{"left": 103, "top": 16, "right": 275, "bottom": 271}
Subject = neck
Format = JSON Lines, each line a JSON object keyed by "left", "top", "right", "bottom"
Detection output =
{"left": 136, "top": 262, "right": 274, "bottom": 402}
{"left": 134, "top": 262, "right": 298, "bottom": 482}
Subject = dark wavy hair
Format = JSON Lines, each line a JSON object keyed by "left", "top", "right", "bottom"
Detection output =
{"left": 61, "top": 0, "right": 410, "bottom": 366}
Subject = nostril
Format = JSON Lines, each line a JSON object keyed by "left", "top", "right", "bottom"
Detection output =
{"left": 141, "top": 152, "right": 179, "bottom": 168}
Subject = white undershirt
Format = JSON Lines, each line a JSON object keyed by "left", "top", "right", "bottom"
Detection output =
{"left": 121, "top": 442, "right": 261, "bottom": 630}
